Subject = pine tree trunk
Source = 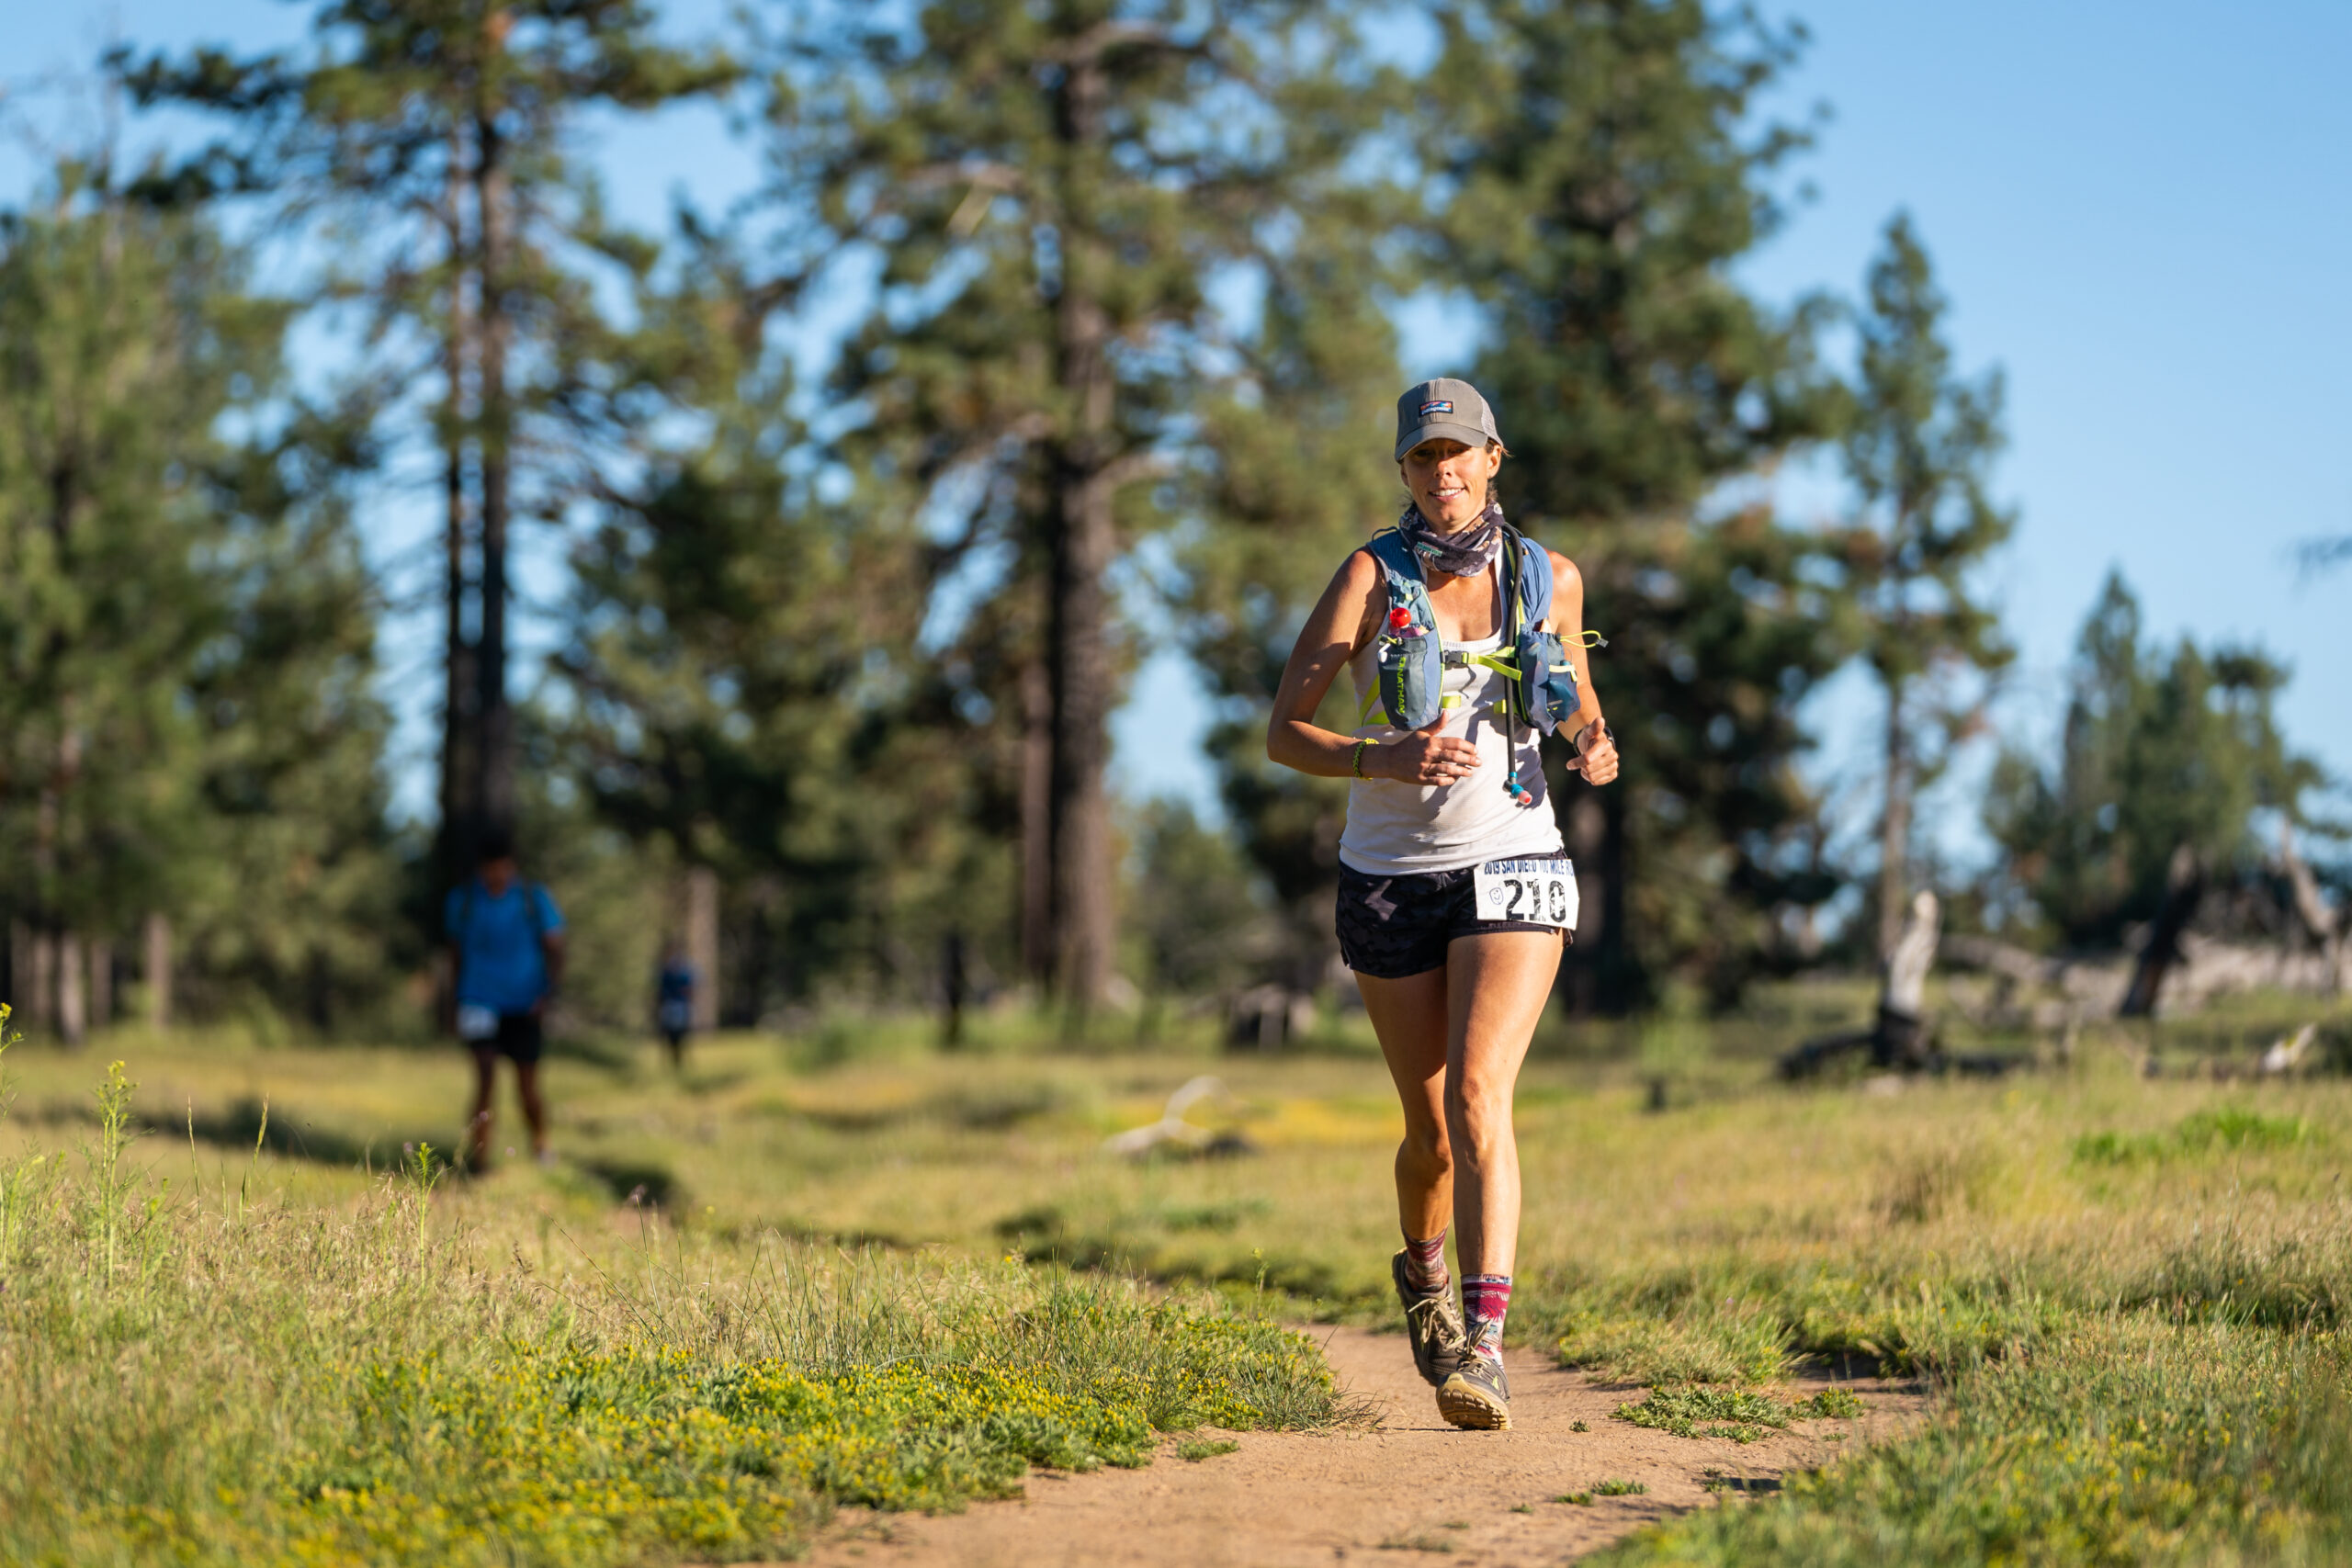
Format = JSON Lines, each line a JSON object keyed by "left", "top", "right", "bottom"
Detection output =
{"left": 1562, "top": 792, "right": 1606, "bottom": 1014}
{"left": 55, "top": 931, "right": 85, "bottom": 1047}
{"left": 1046, "top": 459, "right": 1114, "bottom": 1010}
{"left": 1878, "top": 673, "right": 1911, "bottom": 964}
{"left": 1560, "top": 768, "right": 1637, "bottom": 1014}
{"left": 142, "top": 912, "right": 172, "bottom": 1032}
{"left": 8, "top": 923, "right": 48, "bottom": 1032}
{"left": 88, "top": 940, "right": 112, "bottom": 1032}
{"left": 1597, "top": 779, "right": 1634, "bottom": 1010}
{"left": 28, "top": 931, "right": 56, "bottom": 1036}
{"left": 438, "top": 131, "right": 481, "bottom": 884}
{"left": 1019, "top": 660, "right": 1054, "bottom": 985}
{"left": 1040, "top": 52, "right": 1118, "bottom": 1013}
{"left": 684, "top": 866, "right": 720, "bottom": 1031}
{"left": 473, "top": 115, "right": 516, "bottom": 837}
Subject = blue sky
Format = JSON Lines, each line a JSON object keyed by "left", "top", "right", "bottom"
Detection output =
{"left": 7, "top": 0, "right": 2348, "bottom": 847}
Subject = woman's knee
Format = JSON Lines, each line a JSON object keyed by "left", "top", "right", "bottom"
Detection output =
{"left": 1399, "top": 1121, "right": 1453, "bottom": 1174}
{"left": 1444, "top": 1076, "right": 1514, "bottom": 1151}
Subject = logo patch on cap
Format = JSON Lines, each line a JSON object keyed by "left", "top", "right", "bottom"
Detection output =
{"left": 1419, "top": 400, "right": 1455, "bottom": 416}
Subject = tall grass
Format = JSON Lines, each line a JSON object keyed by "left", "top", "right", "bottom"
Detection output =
{"left": 9, "top": 1002, "right": 2352, "bottom": 1563}
{"left": 0, "top": 1028, "right": 1334, "bottom": 1565}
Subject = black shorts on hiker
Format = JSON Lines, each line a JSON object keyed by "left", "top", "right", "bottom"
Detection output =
{"left": 469, "top": 1012, "right": 544, "bottom": 1065}
{"left": 1334, "top": 860, "right": 1565, "bottom": 980}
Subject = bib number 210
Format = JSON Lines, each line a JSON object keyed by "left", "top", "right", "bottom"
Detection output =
{"left": 1473, "top": 857, "right": 1578, "bottom": 931}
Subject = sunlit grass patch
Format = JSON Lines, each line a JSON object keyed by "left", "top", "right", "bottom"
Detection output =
{"left": 1552, "top": 1301, "right": 1791, "bottom": 1385}
{"left": 0, "top": 1054, "right": 1337, "bottom": 1565}
{"left": 5, "top": 1213, "right": 1331, "bottom": 1565}
{"left": 1612, "top": 1385, "right": 1868, "bottom": 1444}
{"left": 1600, "top": 1319, "right": 2352, "bottom": 1565}
{"left": 15, "top": 1001, "right": 2352, "bottom": 1564}
{"left": 1613, "top": 1388, "right": 1796, "bottom": 1444}
{"left": 2074, "top": 1105, "right": 2316, "bottom": 1166}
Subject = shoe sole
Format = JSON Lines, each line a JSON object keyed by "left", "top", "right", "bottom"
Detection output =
{"left": 1436, "top": 1375, "right": 1512, "bottom": 1431}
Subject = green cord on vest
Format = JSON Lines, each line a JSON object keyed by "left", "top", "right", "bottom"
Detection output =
{"left": 1463, "top": 651, "right": 1522, "bottom": 680}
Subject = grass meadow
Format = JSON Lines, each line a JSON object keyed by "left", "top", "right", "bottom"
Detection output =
{"left": 3, "top": 982, "right": 2349, "bottom": 1564}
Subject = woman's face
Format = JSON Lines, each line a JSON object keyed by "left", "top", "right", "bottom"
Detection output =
{"left": 1398, "top": 438, "right": 1502, "bottom": 528}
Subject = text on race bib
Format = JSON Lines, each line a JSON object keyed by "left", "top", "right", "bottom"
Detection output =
{"left": 1473, "top": 857, "right": 1579, "bottom": 931}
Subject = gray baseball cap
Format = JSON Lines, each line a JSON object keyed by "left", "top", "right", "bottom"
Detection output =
{"left": 1394, "top": 377, "right": 1504, "bottom": 460}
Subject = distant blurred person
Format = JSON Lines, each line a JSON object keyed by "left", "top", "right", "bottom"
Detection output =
{"left": 445, "top": 829, "right": 566, "bottom": 1168}
{"left": 654, "top": 940, "right": 696, "bottom": 1070}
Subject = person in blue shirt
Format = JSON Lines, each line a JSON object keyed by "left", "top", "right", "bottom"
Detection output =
{"left": 444, "top": 829, "right": 566, "bottom": 1168}
{"left": 654, "top": 941, "right": 696, "bottom": 1071}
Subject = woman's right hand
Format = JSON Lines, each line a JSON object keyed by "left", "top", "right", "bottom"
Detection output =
{"left": 1372, "top": 716, "right": 1482, "bottom": 784}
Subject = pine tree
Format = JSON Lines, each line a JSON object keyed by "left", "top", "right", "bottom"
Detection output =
{"left": 121, "top": 1, "right": 736, "bottom": 891}
{"left": 769, "top": 0, "right": 1378, "bottom": 1010}
{"left": 182, "top": 432, "right": 403, "bottom": 1031}
{"left": 1985, "top": 570, "right": 2324, "bottom": 952}
{"left": 0, "top": 167, "right": 398, "bottom": 1036}
{"left": 0, "top": 178, "right": 224, "bottom": 1037}
{"left": 1417, "top": 0, "right": 1849, "bottom": 1007}
{"left": 1838, "top": 213, "right": 2014, "bottom": 961}
{"left": 1179, "top": 193, "right": 1409, "bottom": 986}
{"left": 551, "top": 220, "right": 1010, "bottom": 1014}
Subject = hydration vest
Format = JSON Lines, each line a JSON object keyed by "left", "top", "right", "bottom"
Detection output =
{"left": 1359, "top": 525, "right": 1594, "bottom": 737}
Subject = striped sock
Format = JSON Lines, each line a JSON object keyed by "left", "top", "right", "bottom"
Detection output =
{"left": 1403, "top": 1230, "right": 1450, "bottom": 1292}
{"left": 1462, "top": 1274, "right": 1512, "bottom": 1360}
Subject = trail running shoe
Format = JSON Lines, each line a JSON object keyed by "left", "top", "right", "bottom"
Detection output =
{"left": 1391, "top": 1249, "right": 1470, "bottom": 1388}
{"left": 1437, "top": 1332, "right": 1512, "bottom": 1430}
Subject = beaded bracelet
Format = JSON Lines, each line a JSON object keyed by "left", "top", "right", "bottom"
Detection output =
{"left": 1351, "top": 738, "right": 1374, "bottom": 779}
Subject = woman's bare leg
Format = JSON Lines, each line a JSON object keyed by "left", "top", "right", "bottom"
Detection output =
{"left": 1356, "top": 966, "right": 1453, "bottom": 1244}
{"left": 1442, "top": 931, "right": 1563, "bottom": 1277}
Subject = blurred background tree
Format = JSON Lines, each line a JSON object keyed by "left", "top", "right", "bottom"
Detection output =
{"left": 551, "top": 222, "right": 1003, "bottom": 1019}
{"left": 1836, "top": 212, "right": 2014, "bottom": 963}
{"left": 1415, "top": 0, "right": 1851, "bottom": 1010}
{"left": 1985, "top": 570, "right": 2325, "bottom": 953}
{"left": 764, "top": 0, "right": 1387, "bottom": 1016}
{"left": 0, "top": 0, "right": 2334, "bottom": 1042}
{"left": 122, "top": 0, "right": 738, "bottom": 894}
{"left": 0, "top": 165, "right": 400, "bottom": 1042}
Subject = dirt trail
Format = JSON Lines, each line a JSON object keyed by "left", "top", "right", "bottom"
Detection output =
{"left": 806, "top": 1328, "right": 1928, "bottom": 1566}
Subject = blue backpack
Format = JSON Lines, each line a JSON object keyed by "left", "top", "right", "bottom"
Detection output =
{"left": 1358, "top": 525, "right": 1589, "bottom": 739}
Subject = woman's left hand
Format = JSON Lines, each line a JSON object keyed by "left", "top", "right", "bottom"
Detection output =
{"left": 1576, "top": 725, "right": 1619, "bottom": 786}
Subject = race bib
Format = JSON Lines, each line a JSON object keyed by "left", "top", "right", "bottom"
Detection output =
{"left": 456, "top": 1003, "right": 500, "bottom": 1042}
{"left": 1474, "top": 857, "right": 1578, "bottom": 930}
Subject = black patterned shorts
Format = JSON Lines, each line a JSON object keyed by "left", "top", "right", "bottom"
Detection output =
{"left": 1334, "top": 860, "right": 1566, "bottom": 980}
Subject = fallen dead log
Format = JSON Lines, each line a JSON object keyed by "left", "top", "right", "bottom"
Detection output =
{"left": 1781, "top": 892, "right": 1945, "bottom": 1078}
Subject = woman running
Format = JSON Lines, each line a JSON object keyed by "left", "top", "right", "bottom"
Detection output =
{"left": 1265, "top": 378, "right": 1618, "bottom": 1430}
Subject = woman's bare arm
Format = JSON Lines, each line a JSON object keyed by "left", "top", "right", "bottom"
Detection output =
{"left": 1265, "top": 550, "right": 1482, "bottom": 784}
{"left": 1545, "top": 549, "right": 1619, "bottom": 786}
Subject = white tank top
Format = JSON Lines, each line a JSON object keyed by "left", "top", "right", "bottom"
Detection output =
{"left": 1337, "top": 580, "right": 1566, "bottom": 877}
